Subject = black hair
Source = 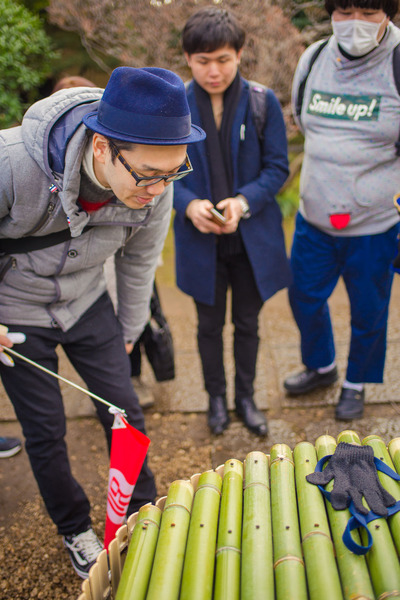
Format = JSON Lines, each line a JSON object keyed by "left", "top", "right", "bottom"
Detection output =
{"left": 325, "top": 0, "right": 398, "bottom": 18}
{"left": 182, "top": 6, "right": 245, "bottom": 55}
{"left": 107, "top": 137, "right": 137, "bottom": 164}
{"left": 86, "top": 130, "right": 137, "bottom": 164}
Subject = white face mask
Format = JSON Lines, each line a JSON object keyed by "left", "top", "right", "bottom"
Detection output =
{"left": 332, "top": 17, "right": 387, "bottom": 57}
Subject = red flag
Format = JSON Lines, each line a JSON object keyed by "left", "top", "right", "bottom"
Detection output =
{"left": 104, "top": 413, "right": 150, "bottom": 550}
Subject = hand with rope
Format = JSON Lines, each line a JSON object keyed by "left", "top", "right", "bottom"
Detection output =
{"left": 0, "top": 324, "right": 26, "bottom": 367}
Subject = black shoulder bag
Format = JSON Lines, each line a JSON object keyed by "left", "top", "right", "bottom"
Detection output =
{"left": 142, "top": 283, "right": 175, "bottom": 382}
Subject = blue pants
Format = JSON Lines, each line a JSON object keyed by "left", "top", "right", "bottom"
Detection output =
{"left": 0, "top": 293, "right": 156, "bottom": 535}
{"left": 289, "top": 213, "right": 398, "bottom": 383}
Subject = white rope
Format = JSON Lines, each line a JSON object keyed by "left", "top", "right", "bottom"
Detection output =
{"left": 4, "top": 347, "right": 127, "bottom": 417}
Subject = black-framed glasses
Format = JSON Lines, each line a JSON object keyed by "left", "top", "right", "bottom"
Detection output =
{"left": 109, "top": 141, "right": 193, "bottom": 187}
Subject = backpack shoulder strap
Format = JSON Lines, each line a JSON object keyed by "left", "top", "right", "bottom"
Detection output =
{"left": 295, "top": 38, "right": 329, "bottom": 118}
{"left": 0, "top": 226, "right": 94, "bottom": 256}
{"left": 392, "top": 43, "right": 400, "bottom": 156}
{"left": 393, "top": 42, "right": 400, "bottom": 96}
{"left": 248, "top": 81, "right": 268, "bottom": 143}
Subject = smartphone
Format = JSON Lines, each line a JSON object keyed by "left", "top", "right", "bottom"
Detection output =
{"left": 209, "top": 207, "right": 226, "bottom": 225}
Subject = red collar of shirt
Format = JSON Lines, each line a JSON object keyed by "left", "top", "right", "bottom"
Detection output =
{"left": 78, "top": 197, "right": 111, "bottom": 213}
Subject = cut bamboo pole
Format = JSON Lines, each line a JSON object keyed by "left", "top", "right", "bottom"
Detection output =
{"left": 270, "top": 443, "right": 308, "bottom": 600}
{"left": 362, "top": 435, "right": 400, "bottom": 554}
{"left": 336, "top": 429, "right": 362, "bottom": 445}
{"left": 337, "top": 431, "right": 400, "bottom": 599}
{"left": 294, "top": 441, "right": 342, "bottom": 600}
{"left": 115, "top": 505, "right": 161, "bottom": 600}
{"left": 241, "top": 451, "right": 274, "bottom": 600}
{"left": 389, "top": 438, "right": 400, "bottom": 475}
{"left": 180, "top": 470, "right": 222, "bottom": 600}
{"left": 314, "top": 435, "right": 374, "bottom": 600}
{"left": 146, "top": 480, "right": 194, "bottom": 600}
{"left": 214, "top": 459, "right": 243, "bottom": 600}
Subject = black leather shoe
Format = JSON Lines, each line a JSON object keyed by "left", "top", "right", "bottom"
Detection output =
{"left": 208, "top": 395, "right": 230, "bottom": 435}
{"left": 335, "top": 387, "right": 364, "bottom": 420}
{"left": 284, "top": 366, "right": 338, "bottom": 395}
{"left": 235, "top": 397, "right": 268, "bottom": 436}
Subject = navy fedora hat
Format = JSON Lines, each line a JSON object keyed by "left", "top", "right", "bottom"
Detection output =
{"left": 83, "top": 66, "right": 205, "bottom": 145}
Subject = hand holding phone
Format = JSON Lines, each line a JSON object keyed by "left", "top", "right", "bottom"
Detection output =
{"left": 209, "top": 207, "right": 226, "bottom": 225}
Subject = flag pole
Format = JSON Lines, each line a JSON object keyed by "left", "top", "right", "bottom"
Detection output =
{"left": 4, "top": 347, "right": 127, "bottom": 417}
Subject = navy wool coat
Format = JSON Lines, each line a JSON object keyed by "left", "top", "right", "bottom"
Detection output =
{"left": 173, "top": 78, "right": 292, "bottom": 306}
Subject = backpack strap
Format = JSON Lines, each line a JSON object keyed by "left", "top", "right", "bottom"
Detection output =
{"left": 186, "top": 78, "right": 268, "bottom": 143}
{"left": 248, "top": 81, "right": 268, "bottom": 143}
{"left": 295, "top": 38, "right": 329, "bottom": 119}
{"left": 392, "top": 43, "right": 400, "bottom": 156}
{"left": 0, "top": 226, "right": 94, "bottom": 256}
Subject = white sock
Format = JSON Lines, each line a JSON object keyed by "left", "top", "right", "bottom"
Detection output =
{"left": 317, "top": 361, "right": 336, "bottom": 374}
{"left": 343, "top": 380, "right": 364, "bottom": 392}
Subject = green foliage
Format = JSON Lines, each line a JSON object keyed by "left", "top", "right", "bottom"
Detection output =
{"left": 20, "top": 0, "right": 49, "bottom": 14}
{"left": 277, "top": 172, "right": 300, "bottom": 219}
{"left": 0, "top": 0, "right": 58, "bottom": 128}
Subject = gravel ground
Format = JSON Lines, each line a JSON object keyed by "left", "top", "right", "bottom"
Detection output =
{"left": 2, "top": 264, "right": 400, "bottom": 599}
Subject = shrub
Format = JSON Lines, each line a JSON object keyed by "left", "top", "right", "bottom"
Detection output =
{"left": 0, "top": 0, "right": 58, "bottom": 128}
{"left": 277, "top": 172, "right": 300, "bottom": 220}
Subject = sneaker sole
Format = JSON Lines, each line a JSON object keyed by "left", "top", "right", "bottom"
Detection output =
{"left": 67, "top": 556, "right": 91, "bottom": 580}
{"left": 0, "top": 445, "right": 22, "bottom": 458}
{"left": 139, "top": 400, "right": 155, "bottom": 409}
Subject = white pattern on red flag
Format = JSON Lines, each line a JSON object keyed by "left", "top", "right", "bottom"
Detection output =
{"left": 104, "top": 413, "right": 150, "bottom": 550}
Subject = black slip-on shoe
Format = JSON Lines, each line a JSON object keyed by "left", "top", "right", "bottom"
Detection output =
{"left": 235, "top": 397, "right": 268, "bottom": 437}
{"left": 335, "top": 387, "right": 365, "bottom": 420}
{"left": 208, "top": 395, "right": 230, "bottom": 435}
{"left": 284, "top": 366, "right": 338, "bottom": 395}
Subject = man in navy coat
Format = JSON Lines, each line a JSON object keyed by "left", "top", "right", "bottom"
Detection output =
{"left": 173, "top": 7, "right": 291, "bottom": 436}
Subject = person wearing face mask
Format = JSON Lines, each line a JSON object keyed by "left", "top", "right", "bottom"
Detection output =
{"left": 284, "top": 0, "right": 400, "bottom": 420}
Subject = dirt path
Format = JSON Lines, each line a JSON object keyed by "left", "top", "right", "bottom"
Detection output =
{"left": 1, "top": 273, "right": 400, "bottom": 599}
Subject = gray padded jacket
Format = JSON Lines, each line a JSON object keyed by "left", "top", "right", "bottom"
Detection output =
{"left": 0, "top": 87, "right": 172, "bottom": 343}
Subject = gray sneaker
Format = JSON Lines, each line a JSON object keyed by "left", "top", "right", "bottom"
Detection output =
{"left": 132, "top": 376, "right": 155, "bottom": 409}
{"left": 0, "top": 436, "right": 22, "bottom": 458}
{"left": 63, "top": 526, "right": 103, "bottom": 579}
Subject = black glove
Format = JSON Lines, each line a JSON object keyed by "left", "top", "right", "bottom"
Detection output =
{"left": 306, "top": 442, "right": 396, "bottom": 516}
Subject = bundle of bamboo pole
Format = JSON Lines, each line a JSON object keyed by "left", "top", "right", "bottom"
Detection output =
{"left": 79, "top": 431, "right": 400, "bottom": 600}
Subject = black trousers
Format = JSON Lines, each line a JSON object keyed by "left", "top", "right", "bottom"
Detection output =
{"left": 0, "top": 293, "right": 156, "bottom": 535}
{"left": 195, "top": 252, "right": 263, "bottom": 401}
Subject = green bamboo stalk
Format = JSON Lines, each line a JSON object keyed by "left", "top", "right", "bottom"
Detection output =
{"left": 214, "top": 459, "right": 243, "bottom": 600}
{"left": 388, "top": 438, "right": 400, "bottom": 475}
{"left": 362, "top": 434, "right": 400, "bottom": 554}
{"left": 241, "top": 451, "right": 274, "bottom": 600}
{"left": 146, "top": 480, "right": 194, "bottom": 600}
{"left": 336, "top": 431, "right": 400, "bottom": 599}
{"left": 315, "top": 435, "right": 374, "bottom": 600}
{"left": 180, "top": 470, "right": 222, "bottom": 600}
{"left": 336, "top": 429, "right": 362, "bottom": 445}
{"left": 270, "top": 443, "right": 308, "bottom": 600}
{"left": 115, "top": 504, "right": 161, "bottom": 600}
{"left": 293, "top": 441, "right": 342, "bottom": 600}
